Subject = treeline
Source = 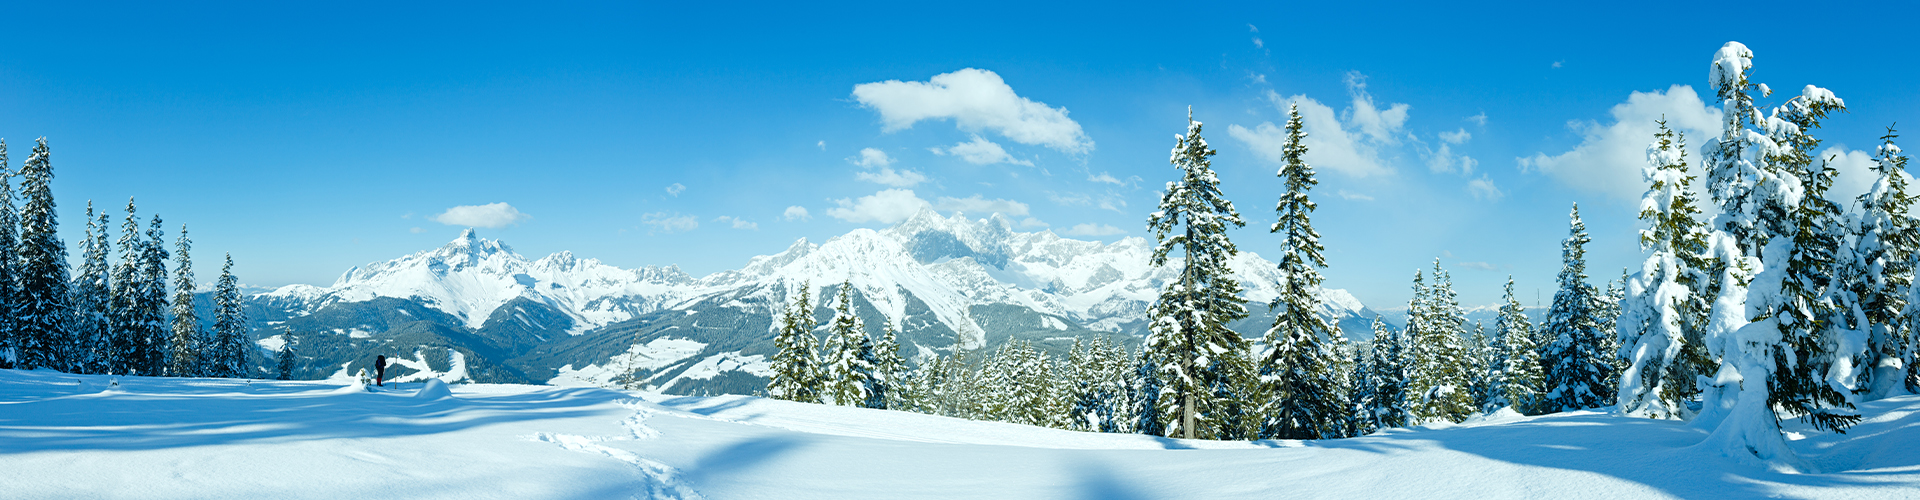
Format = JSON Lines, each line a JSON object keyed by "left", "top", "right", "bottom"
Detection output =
{"left": 758, "top": 42, "right": 1919, "bottom": 463}
{"left": 0, "top": 138, "right": 251, "bottom": 378}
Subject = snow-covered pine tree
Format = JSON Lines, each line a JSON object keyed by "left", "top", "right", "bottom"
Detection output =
{"left": 1497, "top": 277, "right": 1543, "bottom": 413}
{"left": 140, "top": 215, "right": 171, "bottom": 374}
{"left": 1255, "top": 104, "right": 1347, "bottom": 440}
{"left": 981, "top": 339, "right": 1059, "bottom": 428}
{"left": 210, "top": 254, "right": 249, "bottom": 378}
{"left": 1348, "top": 331, "right": 1380, "bottom": 434}
{"left": 167, "top": 225, "right": 201, "bottom": 377}
{"left": 1368, "top": 314, "right": 1412, "bottom": 428}
{"left": 1144, "top": 108, "right": 1252, "bottom": 440}
{"left": 1411, "top": 261, "right": 1475, "bottom": 422}
{"left": 1855, "top": 126, "right": 1917, "bottom": 398}
{"left": 1324, "top": 328, "right": 1359, "bottom": 438}
{"left": 110, "top": 199, "right": 155, "bottom": 376}
{"left": 1092, "top": 336, "right": 1134, "bottom": 433}
{"left": 1132, "top": 346, "right": 1166, "bottom": 436}
{"left": 1541, "top": 204, "right": 1614, "bottom": 412}
{"left": 275, "top": 329, "right": 297, "bottom": 380}
{"left": 70, "top": 202, "right": 114, "bottom": 375}
{"left": 1467, "top": 321, "right": 1492, "bottom": 412}
{"left": 871, "top": 317, "right": 907, "bottom": 410}
{"left": 0, "top": 139, "right": 16, "bottom": 370}
{"left": 15, "top": 138, "right": 72, "bottom": 371}
{"left": 823, "top": 280, "right": 876, "bottom": 407}
{"left": 1618, "top": 119, "right": 1710, "bottom": 419}
{"left": 767, "top": 281, "right": 824, "bottom": 403}
{"left": 1482, "top": 311, "right": 1514, "bottom": 413}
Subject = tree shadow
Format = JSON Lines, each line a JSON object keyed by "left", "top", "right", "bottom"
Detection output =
{"left": 0, "top": 370, "right": 627, "bottom": 453}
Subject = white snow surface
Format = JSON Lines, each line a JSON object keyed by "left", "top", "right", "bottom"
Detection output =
{"left": 2, "top": 369, "right": 1915, "bottom": 499}
{"left": 259, "top": 210, "right": 1374, "bottom": 344}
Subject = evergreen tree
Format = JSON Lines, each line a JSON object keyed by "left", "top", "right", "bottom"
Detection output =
{"left": 1411, "top": 261, "right": 1475, "bottom": 422}
{"left": 871, "top": 318, "right": 907, "bottom": 409}
{"left": 0, "top": 139, "right": 16, "bottom": 370}
{"left": 1466, "top": 322, "right": 1493, "bottom": 412}
{"left": 15, "top": 138, "right": 72, "bottom": 371}
{"left": 1144, "top": 108, "right": 1252, "bottom": 440}
{"left": 1495, "top": 277, "right": 1542, "bottom": 413}
{"left": 1255, "top": 104, "right": 1347, "bottom": 439}
{"left": 71, "top": 202, "right": 113, "bottom": 375}
{"left": 110, "top": 199, "right": 157, "bottom": 376}
{"left": 823, "top": 280, "right": 877, "bottom": 407}
{"left": 1132, "top": 347, "right": 1165, "bottom": 436}
{"left": 210, "top": 254, "right": 250, "bottom": 378}
{"left": 1618, "top": 120, "right": 1710, "bottom": 419}
{"left": 978, "top": 339, "right": 1058, "bottom": 427}
{"left": 275, "top": 329, "right": 297, "bottom": 380}
{"left": 141, "top": 215, "right": 171, "bottom": 373}
{"left": 1368, "top": 315, "right": 1412, "bottom": 428}
{"left": 1855, "top": 126, "right": 1917, "bottom": 398}
{"left": 767, "top": 282, "right": 823, "bottom": 403}
{"left": 1541, "top": 204, "right": 1613, "bottom": 412}
{"left": 1348, "top": 332, "right": 1380, "bottom": 434}
{"left": 167, "top": 225, "right": 201, "bottom": 377}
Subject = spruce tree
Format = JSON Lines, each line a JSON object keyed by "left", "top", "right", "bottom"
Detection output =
{"left": 1618, "top": 120, "right": 1709, "bottom": 418}
{"left": 871, "top": 317, "right": 907, "bottom": 409}
{"left": 15, "top": 138, "right": 72, "bottom": 371}
{"left": 1144, "top": 108, "right": 1252, "bottom": 439}
{"left": 1467, "top": 322, "right": 1493, "bottom": 412}
{"left": 140, "top": 215, "right": 172, "bottom": 374}
{"left": 1131, "top": 346, "right": 1165, "bottom": 436}
{"left": 1855, "top": 126, "right": 1916, "bottom": 398}
{"left": 1495, "top": 277, "right": 1542, "bottom": 413}
{"left": 1410, "top": 261, "right": 1474, "bottom": 422}
{"left": 0, "top": 139, "right": 15, "bottom": 370}
{"left": 275, "top": 329, "right": 297, "bottom": 380}
{"left": 71, "top": 202, "right": 114, "bottom": 375}
{"left": 210, "top": 254, "right": 250, "bottom": 378}
{"left": 767, "top": 282, "right": 824, "bottom": 403}
{"left": 823, "top": 280, "right": 876, "bottom": 407}
{"left": 1541, "top": 204, "right": 1613, "bottom": 412}
{"left": 167, "top": 225, "right": 201, "bottom": 377}
{"left": 1255, "top": 104, "right": 1346, "bottom": 439}
{"left": 110, "top": 199, "right": 155, "bottom": 376}
{"left": 1368, "top": 314, "right": 1411, "bottom": 428}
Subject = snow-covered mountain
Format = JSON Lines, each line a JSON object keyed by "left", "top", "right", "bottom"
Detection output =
{"left": 249, "top": 209, "right": 1391, "bottom": 393}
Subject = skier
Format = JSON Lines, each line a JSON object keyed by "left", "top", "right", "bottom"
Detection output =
{"left": 375, "top": 355, "right": 387, "bottom": 387}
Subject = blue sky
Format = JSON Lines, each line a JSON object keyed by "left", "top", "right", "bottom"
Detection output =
{"left": 1, "top": 1, "right": 1914, "bottom": 310}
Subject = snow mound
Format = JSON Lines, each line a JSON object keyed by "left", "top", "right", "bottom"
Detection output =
{"left": 414, "top": 379, "right": 452, "bottom": 399}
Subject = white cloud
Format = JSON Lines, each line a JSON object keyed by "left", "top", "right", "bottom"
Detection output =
{"left": 1337, "top": 190, "right": 1374, "bottom": 201}
{"left": 714, "top": 216, "right": 759, "bottom": 230}
{"left": 641, "top": 212, "right": 698, "bottom": 233}
{"left": 1047, "top": 191, "right": 1092, "bottom": 206}
{"left": 1088, "top": 172, "right": 1123, "bottom": 185}
{"left": 1552, "top": 61, "right": 1564, "bottom": 68}
{"left": 1439, "top": 128, "right": 1472, "bottom": 144}
{"left": 783, "top": 206, "right": 812, "bottom": 221}
{"left": 852, "top": 68, "right": 1093, "bottom": 154}
{"left": 1468, "top": 175, "right": 1504, "bottom": 201}
{"left": 852, "top": 148, "right": 893, "bottom": 168}
{"left": 1065, "top": 223, "right": 1125, "bottom": 237}
{"left": 1458, "top": 261, "right": 1497, "bottom": 271}
{"left": 817, "top": 140, "right": 826, "bottom": 150}
{"left": 1018, "top": 217, "right": 1048, "bottom": 228}
{"left": 1824, "top": 147, "right": 1880, "bottom": 209}
{"left": 933, "top": 135, "right": 1032, "bottom": 166}
{"left": 1516, "top": 85, "right": 1721, "bottom": 201}
{"left": 849, "top": 147, "right": 928, "bottom": 187}
{"left": 666, "top": 183, "right": 686, "bottom": 197}
{"left": 934, "top": 194, "right": 1030, "bottom": 216}
{"left": 1426, "top": 143, "right": 1477, "bottom": 175}
{"left": 1341, "top": 72, "right": 1410, "bottom": 143}
{"left": 409, "top": 227, "right": 424, "bottom": 234}
{"left": 1466, "top": 112, "right": 1488, "bottom": 126}
{"left": 827, "top": 189, "right": 933, "bottom": 224}
{"left": 431, "top": 202, "right": 531, "bottom": 228}
{"left": 1230, "top": 74, "right": 1409, "bottom": 178}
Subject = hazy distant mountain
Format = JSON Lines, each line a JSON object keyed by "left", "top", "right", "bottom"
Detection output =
{"left": 244, "top": 209, "right": 1395, "bottom": 395}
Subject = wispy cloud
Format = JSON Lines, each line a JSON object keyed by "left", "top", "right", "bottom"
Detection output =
{"left": 714, "top": 216, "right": 758, "bottom": 230}
{"left": 666, "top": 183, "right": 686, "bottom": 197}
{"left": 827, "top": 189, "right": 932, "bottom": 224}
{"left": 1337, "top": 190, "right": 1374, "bottom": 201}
{"left": 431, "top": 202, "right": 531, "bottom": 228}
{"left": 1065, "top": 223, "right": 1125, "bottom": 237}
{"left": 783, "top": 206, "right": 811, "bottom": 221}
{"left": 853, "top": 68, "right": 1093, "bottom": 154}
{"left": 934, "top": 194, "right": 1030, "bottom": 216}
{"left": 641, "top": 212, "right": 698, "bottom": 233}
{"left": 932, "top": 135, "right": 1032, "bottom": 166}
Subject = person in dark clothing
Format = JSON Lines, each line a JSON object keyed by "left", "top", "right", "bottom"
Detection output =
{"left": 375, "top": 355, "right": 387, "bottom": 387}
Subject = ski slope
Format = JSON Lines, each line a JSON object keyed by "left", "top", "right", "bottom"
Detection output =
{"left": 2, "top": 369, "right": 1916, "bottom": 499}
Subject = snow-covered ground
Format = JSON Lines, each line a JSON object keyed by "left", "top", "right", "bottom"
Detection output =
{"left": 2, "top": 369, "right": 1915, "bottom": 499}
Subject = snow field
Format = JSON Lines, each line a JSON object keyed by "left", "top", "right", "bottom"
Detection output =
{"left": 2, "top": 369, "right": 1915, "bottom": 499}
